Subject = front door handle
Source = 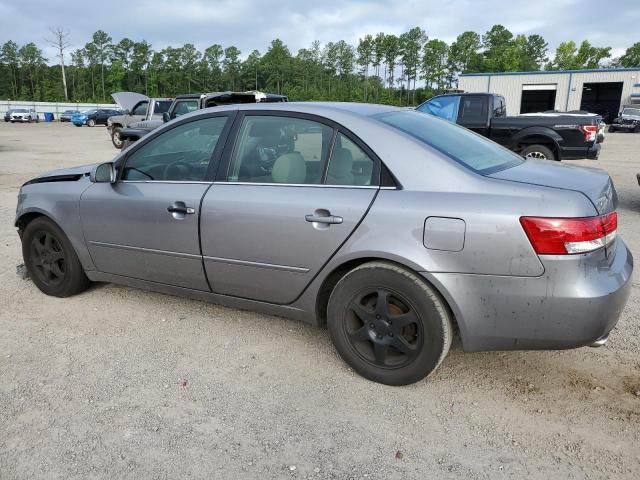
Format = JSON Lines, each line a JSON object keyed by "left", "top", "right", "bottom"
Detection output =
{"left": 305, "top": 210, "right": 343, "bottom": 225}
{"left": 167, "top": 201, "right": 195, "bottom": 218}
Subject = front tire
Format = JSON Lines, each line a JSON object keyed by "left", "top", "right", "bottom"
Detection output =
{"left": 111, "top": 127, "right": 123, "bottom": 149}
{"left": 22, "top": 217, "right": 90, "bottom": 297}
{"left": 327, "top": 261, "right": 453, "bottom": 386}
{"left": 87, "top": 119, "right": 96, "bottom": 127}
{"left": 521, "top": 144, "right": 556, "bottom": 161}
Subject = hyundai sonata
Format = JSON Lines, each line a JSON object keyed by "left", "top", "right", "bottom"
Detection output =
{"left": 15, "top": 103, "right": 633, "bottom": 385}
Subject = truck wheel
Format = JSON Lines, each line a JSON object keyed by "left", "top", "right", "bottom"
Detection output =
{"left": 634, "top": 125, "right": 640, "bottom": 134}
{"left": 111, "top": 127, "right": 124, "bottom": 149}
{"left": 522, "top": 144, "right": 556, "bottom": 161}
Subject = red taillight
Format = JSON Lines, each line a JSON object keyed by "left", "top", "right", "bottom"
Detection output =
{"left": 520, "top": 212, "right": 617, "bottom": 255}
{"left": 579, "top": 124, "right": 598, "bottom": 143}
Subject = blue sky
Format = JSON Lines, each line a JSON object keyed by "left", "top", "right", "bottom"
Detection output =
{"left": 0, "top": 0, "right": 637, "bottom": 62}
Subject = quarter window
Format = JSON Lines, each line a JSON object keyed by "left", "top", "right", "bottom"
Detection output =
{"left": 326, "top": 133, "right": 375, "bottom": 186}
{"left": 122, "top": 116, "right": 228, "bottom": 181}
{"left": 226, "top": 116, "right": 333, "bottom": 184}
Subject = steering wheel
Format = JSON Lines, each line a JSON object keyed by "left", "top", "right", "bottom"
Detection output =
{"left": 162, "top": 159, "right": 194, "bottom": 180}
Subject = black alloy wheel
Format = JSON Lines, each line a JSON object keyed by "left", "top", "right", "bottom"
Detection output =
{"left": 29, "top": 230, "right": 66, "bottom": 286}
{"left": 345, "top": 288, "right": 423, "bottom": 369}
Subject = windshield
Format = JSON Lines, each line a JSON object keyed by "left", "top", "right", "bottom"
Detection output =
{"left": 376, "top": 110, "right": 523, "bottom": 175}
{"left": 153, "top": 100, "right": 172, "bottom": 114}
{"left": 622, "top": 107, "right": 640, "bottom": 117}
{"left": 416, "top": 96, "right": 461, "bottom": 122}
{"left": 13, "top": 109, "right": 27, "bottom": 113}
{"left": 82, "top": 109, "right": 96, "bottom": 115}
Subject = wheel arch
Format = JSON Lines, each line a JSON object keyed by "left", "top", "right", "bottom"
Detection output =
{"left": 512, "top": 127, "right": 561, "bottom": 154}
{"left": 314, "top": 255, "right": 462, "bottom": 338}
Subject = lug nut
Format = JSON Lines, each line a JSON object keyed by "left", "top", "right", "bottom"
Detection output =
{"left": 369, "top": 323, "right": 375, "bottom": 329}
{"left": 388, "top": 332, "right": 394, "bottom": 337}
{"left": 376, "top": 315, "right": 381, "bottom": 319}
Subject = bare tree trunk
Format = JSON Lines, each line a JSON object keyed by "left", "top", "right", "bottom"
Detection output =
{"left": 46, "top": 26, "right": 71, "bottom": 100}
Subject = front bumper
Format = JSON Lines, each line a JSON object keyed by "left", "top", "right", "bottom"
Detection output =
{"left": 428, "top": 238, "right": 633, "bottom": 352}
{"left": 612, "top": 123, "right": 638, "bottom": 131}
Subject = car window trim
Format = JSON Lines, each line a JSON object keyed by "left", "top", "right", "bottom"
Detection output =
{"left": 117, "top": 112, "right": 235, "bottom": 183}
{"left": 215, "top": 110, "right": 384, "bottom": 188}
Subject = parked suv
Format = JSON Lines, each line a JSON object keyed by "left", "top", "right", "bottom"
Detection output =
{"left": 417, "top": 93, "right": 602, "bottom": 161}
{"left": 72, "top": 108, "right": 122, "bottom": 127}
{"left": 10, "top": 108, "right": 39, "bottom": 123}
{"left": 107, "top": 92, "right": 172, "bottom": 148}
{"left": 609, "top": 105, "right": 640, "bottom": 133}
{"left": 115, "top": 91, "right": 288, "bottom": 149}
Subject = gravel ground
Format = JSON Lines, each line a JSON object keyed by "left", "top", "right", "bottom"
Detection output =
{"left": 0, "top": 122, "right": 639, "bottom": 480}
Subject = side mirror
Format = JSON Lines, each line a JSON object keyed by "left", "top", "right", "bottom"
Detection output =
{"left": 162, "top": 112, "right": 170, "bottom": 123}
{"left": 123, "top": 109, "right": 130, "bottom": 115}
{"left": 90, "top": 162, "right": 116, "bottom": 183}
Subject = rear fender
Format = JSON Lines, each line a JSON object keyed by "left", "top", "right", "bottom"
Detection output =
{"left": 511, "top": 126, "right": 562, "bottom": 152}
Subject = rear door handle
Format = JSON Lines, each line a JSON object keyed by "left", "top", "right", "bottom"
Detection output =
{"left": 305, "top": 213, "right": 343, "bottom": 224}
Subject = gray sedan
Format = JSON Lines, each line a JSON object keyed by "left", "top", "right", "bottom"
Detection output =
{"left": 15, "top": 102, "right": 633, "bottom": 385}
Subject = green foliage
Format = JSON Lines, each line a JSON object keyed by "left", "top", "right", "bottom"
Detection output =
{"left": 0, "top": 27, "right": 625, "bottom": 105}
{"left": 547, "top": 40, "right": 611, "bottom": 70}
{"left": 616, "top": 42, "right": 640, "bottom": 67}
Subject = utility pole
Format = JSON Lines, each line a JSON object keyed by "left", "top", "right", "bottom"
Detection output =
{"left": 46, "top": 26, "right": 71, "bottom": 101}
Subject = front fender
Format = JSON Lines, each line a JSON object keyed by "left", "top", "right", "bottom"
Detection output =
{"left": 16, "top": 179, "right": 96, "bottom": 272}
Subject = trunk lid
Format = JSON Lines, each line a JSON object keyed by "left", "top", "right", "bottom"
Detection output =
{"left": 490, "top": 158, "right": 617, "bottom": 214}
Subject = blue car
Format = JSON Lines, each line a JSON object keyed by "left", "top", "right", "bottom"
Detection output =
{"left": 72, "top": 108, "right": 121, "bottom": 127}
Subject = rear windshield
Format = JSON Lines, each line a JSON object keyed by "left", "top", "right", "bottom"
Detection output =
{"left": 154, "top": 101, "right": 172, "bottom": 114}
{"left": 376, "top": 110, "right": 523, "bottom": 174}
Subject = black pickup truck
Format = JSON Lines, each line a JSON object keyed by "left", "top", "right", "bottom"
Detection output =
{"left": 417, "top": 93, "right": 602, "bottom": 161}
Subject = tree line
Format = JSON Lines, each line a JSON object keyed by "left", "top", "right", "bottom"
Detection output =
{"left": 1, "top": 25, "right": 639, "bottom": 106}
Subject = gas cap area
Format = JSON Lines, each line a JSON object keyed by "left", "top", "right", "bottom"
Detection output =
{"left": 423, "top": 217, "right": 466, "bottom": 252}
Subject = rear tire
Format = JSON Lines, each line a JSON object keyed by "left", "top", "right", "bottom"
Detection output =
{"left": 22, "top": 217, "right": 90, "bottom": 297}
{"left": 327, "top": 261, "right": 453, "bottom": 386}
{"left": 521, "top": 144, "right": 556, "bottom": 161}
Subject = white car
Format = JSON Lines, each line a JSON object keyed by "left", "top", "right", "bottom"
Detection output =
{"left": 10, "top": 109, "right": 39, "bottom": 123}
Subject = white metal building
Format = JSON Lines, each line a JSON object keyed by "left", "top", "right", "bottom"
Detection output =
{"left": 458, "top": 68, "right": 640, "bottom": 120}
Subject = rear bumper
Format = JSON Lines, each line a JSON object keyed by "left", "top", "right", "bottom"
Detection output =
{"left": 559, "top": 143, "right": 600, "bottom": 160}
{"left": 428, "top": 238, "right": 633, "bottom": 352}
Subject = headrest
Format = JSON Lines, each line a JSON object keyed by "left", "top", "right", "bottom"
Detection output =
{"left": 329, "top": 148, "right": 353, "bottom": 178}
{"left": 272, "top": 152, "right": 306, "bottom": 184}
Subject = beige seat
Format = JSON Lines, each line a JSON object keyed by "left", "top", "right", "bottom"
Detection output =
{"left": 272, "top": 152, "right": 307, "bottom": 184}
{"left": 326, "top": 148, "right": 354, "bottom": 185}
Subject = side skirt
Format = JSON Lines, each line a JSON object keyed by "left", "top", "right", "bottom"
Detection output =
{"left": 86, "top": 271, "right": 316, "bottom": 325}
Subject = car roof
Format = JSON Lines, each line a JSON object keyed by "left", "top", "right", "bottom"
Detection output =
{"left": 192, "top": 101, "right": 402, "bottom": 117}
{"left": 175, "top": 93, "right": 203, "bottom": 100}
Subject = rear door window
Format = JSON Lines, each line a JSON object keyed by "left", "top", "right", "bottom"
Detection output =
{"left": 226, "top": 115, "right": 333, "bottom": 185}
